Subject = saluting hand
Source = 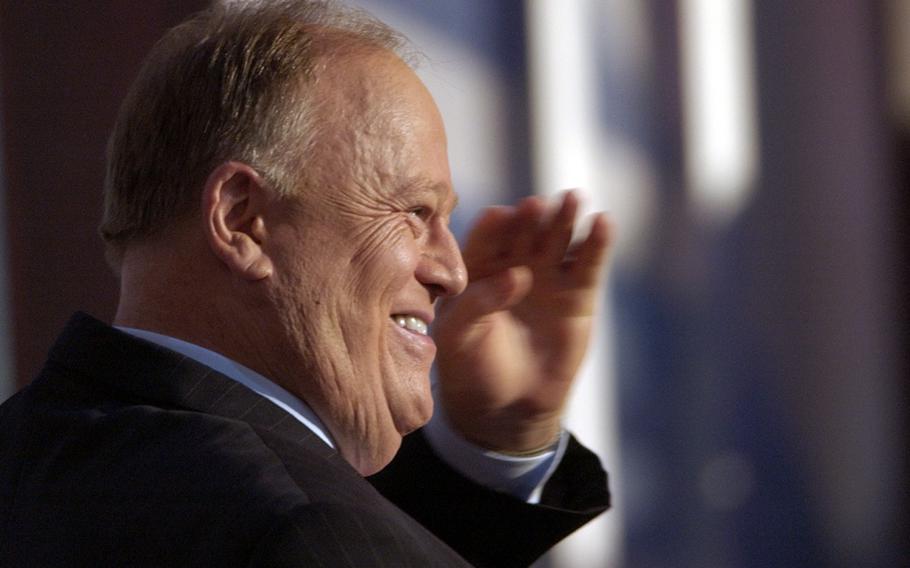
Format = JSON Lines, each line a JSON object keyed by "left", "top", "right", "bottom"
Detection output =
{"left": 433, "top": 191, "right": 613, "bottom": 453}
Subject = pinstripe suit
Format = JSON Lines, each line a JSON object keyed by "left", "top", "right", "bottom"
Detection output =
{"left": 0, "top": 313, "right": 608, "bottom": 567}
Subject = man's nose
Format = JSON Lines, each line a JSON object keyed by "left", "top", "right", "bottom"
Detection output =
{"left": 417, "top": 222, "right": 468, "bottom": 299}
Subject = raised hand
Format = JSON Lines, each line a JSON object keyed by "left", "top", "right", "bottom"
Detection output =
{"left": 433, "top": 191, "right": 613, "bottom": 453}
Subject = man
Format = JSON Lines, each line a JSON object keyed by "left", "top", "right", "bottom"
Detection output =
{"left": 0, "top": 2, "right": 611, "bottom": 566}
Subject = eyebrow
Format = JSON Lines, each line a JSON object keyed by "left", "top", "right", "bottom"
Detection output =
{"left": 400, "top": 178, "right": 459, "bottom": 213}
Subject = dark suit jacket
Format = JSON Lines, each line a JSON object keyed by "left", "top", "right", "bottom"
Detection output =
{"left": 0, "top": 313, "right": 609, "bottom": 567}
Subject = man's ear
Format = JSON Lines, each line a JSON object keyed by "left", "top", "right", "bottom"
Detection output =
{"left": 201, "top": 161, "right": 274, "bottom": 281}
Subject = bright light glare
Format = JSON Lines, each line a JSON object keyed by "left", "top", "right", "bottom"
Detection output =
{"left": 526, "top": 1, "right": 597, "bottom": 195}
{"left": 526, "top": 1, "right": 622, "bottom": 566}
{"left": 680, "top": 0, "right": 758, "bottom": 224}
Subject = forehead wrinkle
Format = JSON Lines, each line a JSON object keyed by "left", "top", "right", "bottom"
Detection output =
{"left": 304, "top": 52, "right": 403, "bottom": 182}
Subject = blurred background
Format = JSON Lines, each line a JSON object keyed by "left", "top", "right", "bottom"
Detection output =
{"left": 0, "top": 1, "right": 906, "bottom": 567}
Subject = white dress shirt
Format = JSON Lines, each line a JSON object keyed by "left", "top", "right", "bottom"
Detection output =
{"left": 118, "top": 327, "right": 565, "bottom": 503}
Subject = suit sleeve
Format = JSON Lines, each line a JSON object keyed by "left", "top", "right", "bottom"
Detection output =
{"left": 367, "top": 429, "right": 610, "bottom": 568}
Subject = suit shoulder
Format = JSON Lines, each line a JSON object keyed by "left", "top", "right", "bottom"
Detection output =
{"left": 90, "top": 404, "right": 312, "bottom": 506}
{"left": 8, "top": 388, "right": 312, "bottom": 512}
{"left": 1, "top": 393, "right": 317, "bottom": 565}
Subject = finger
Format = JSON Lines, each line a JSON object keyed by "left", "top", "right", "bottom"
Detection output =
{"left": 461, "top": 206, "right": 515, "bottom": 275}
{"left": 568, "top": 213, "right": 613, "bottom": 287}
{"left": 435, "top": 266, "right": 533, "bottom": 331}
{"left": 462, "top": 198, "right": 547, "bottom": 281}
{"left": 537, "top": 190, "right": 579, "bottom": 265}
{"left": 507, "top": 196, "right": 547, "bottom": 263}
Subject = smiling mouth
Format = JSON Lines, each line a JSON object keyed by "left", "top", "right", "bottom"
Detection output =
{"left": 391, "top": 314, "right": 429, "bottom": 336}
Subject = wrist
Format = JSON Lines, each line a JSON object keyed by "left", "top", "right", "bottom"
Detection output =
{"left": 446, "top": 408, "right": 562, "bottom": 455}
{"left": 422, "top": 407, "right": 566, "bottom": 502}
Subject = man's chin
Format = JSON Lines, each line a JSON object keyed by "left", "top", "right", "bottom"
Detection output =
{"left": 340, "top": 428, "right": 404, "bottom": 476}
{"left": 392, "top": 392, "right": 434, "bottom": 437}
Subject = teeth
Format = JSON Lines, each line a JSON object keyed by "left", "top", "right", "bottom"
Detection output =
{"left": 393, "top": 315, "right": 428, "bottom": 335}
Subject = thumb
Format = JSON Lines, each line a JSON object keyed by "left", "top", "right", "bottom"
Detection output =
{"left": 436, "top": 266, "right": 533, "bottom": 330}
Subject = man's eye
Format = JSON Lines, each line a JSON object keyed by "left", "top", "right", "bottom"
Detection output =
{"left": 408, "top": 207, "right": 430, "bottom": 220}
